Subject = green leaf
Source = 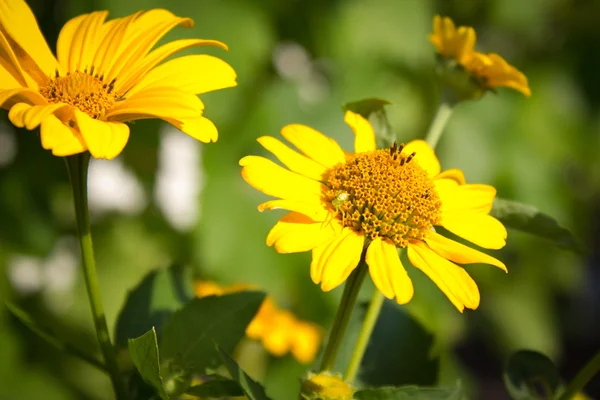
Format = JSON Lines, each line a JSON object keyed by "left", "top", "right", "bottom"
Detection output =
{"left": 355, "top": 385, "right": 464, "bottom": 400}
{"left": 115, "top": 265, "right": 194, "bottom": 346}
{"left": 490, "top": 198, "right": 583, "bottom": 253}
{"left": 360, "top": 301, "right": 439, "bottom": 386}
{"left": 216, "top": 344, "right": 271, "bottom": 400}
{"left": 6, "top": 303, "right": 107, "bottom": 372}
{"left": 504, "top": 350, "right": 559, "bottom": 400}
{"left": 160, "top": 291, "right": 265, "bottom": 373}
{"left": 342, "top": 98, "right": 396, "bottom": 148}
{"left": 186, "top": 378, "right": 244, "bottom": 397}
{"left": 128, "top": 328, "right": 169, "bottom": 400}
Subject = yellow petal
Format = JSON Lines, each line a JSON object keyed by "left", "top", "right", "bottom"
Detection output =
{"left": 407, "top": 241, "right": 480, "bottom": 312}
{"left": 8, "top": 103, "right": 68, "bottom": 130}
{"left": 163, "top": 116, "right": 218, "bottom": 143}
{"left": 441, "top": 213, "right": 507, "bottom": 250}
{"left": 311, "top": 228, "right": 364, "bottom": 291}
{"left": 366, "top": 237, "right": 414, "bottom": 304}
{"left": 344, "top": 110, "right": 376, "bottom": 153}
{"left": 424, "top": 231, "right": 506, "bottom": 272}
{"left": 127, "top": 55, "right": 236, "bottom": 96}
{"left": 438, "top": 184, "right": 496, "bottom": 214}
{"left": 117, "top": 38, "right": 228, "bottom": 94}
{"left": 106, "top": 87, "right": 204, "bottom": 120}
{"left": 106, "top": 10, "right": 193, "bottom": 83}
{"left": 257, "top": 136, "right": 327, "bottom": 181}
{"left": 56, "top": 14, "right": 86, "bottom": 72}
{"left": 240, "top": 155, "right": 325, "bottom": 203}
{"left": 280, "top": 124, "right": 346, "bottom": 168}
{"left": 40, "top": 114, "right": 87, "bottom": 156}
{"left": 402, "top": 140, "right": 440, "bottom": 177}
{"left": 483, "top": 53, "right": 531, "bottom": 97}
{"left": 0, "top": 30, "right": 29, "bottom": 87}
{"left": 266, "top": 212, "right": 339, "bottom": 253}
{"left": 0, "top": 87, "right": 46, "bottom": 109}
{"left": 0, "top": 64, "right": 21, "bottom": 90}
{"left": 291, "top": 321, "right": 322, "bottom": 364}
{"left": 258, "top": 199, "right": 328, "bottom": 221}
{"left": 94, "top": 12, "right": 142, "bottom": 78}
{"left": 435, "top": 168, "right": 465, "bottom": 185}
{"left": 62, "top": 12, "right": 108, "bottom": 73}
{"left": 75, "top": 109, "right": 129, "bottom": 159}
{"left": 0, "top": 0, "right": 58, "bottom": 77}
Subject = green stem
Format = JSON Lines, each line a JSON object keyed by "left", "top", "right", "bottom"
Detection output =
{"left": 65, "top": 154, "right": 127, "bottom": 399}
{"left": 558, "top": 350, "right": 600, "bottom": 400}
{"left": 344, "top": 289, "right": 385, "bottom": 382}
{"left": 319, "top": 260, "right": 368, "bottom": 372}
{"left": 424, "top": 101, "right": 453, "bottom": 149}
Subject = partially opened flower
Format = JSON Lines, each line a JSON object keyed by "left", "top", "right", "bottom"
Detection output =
{"left": 194, "top": 280, "right": 322, "bottom": 363}
{"left": 240, "top": 111, "right": 508, "bottom": 312}
{"left": 429, "top": 15, "right": 530, "bottom": 97}
{"left": 0, "top": 0, "right": 237, "bottom": 159}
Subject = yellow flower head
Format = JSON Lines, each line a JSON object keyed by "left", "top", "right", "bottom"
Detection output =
{"left": 300, "top": 372, "right": 355, "bottom": 400}
{"left": 0, "top": 0, "right": 237, "bottom": 159}
{"left": 429, "top": 15, "right": 530, "bottom": 97}
{"left": 194, "top": 281, "right": 323, "bottom": 363}
{"left": 240, "top": 111, "right": 508, "bottom": 312}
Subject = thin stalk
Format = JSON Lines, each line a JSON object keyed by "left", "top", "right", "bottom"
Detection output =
{"left": 344, "top": 289, "right": 385, "bottom": 382}
{"left": 424, "top": 101, "right": 453, "bottom": 149}
{"left": 66, "top": 154, "right": 127, "bottom": 399}
{"left": 319, "top": 261, "right": 368, "bottom": 372}
{"left": 558, "top": 350, "right": 600, "bottom": 400}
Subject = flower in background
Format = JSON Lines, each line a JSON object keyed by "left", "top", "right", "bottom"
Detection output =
{"left": 0, "top": 0, "right": 237, "bottom": 159}
{"left": 300, "top": 372, "right": 355, "bottom": 400}
{"left": 194, "top": 281, "right": 322, "bottom": 363}
{"left": 429, "top": 15, "right": 530, "bottom": 98}
{"left": 240, "top": 111, "right": 507, "bottom": 312}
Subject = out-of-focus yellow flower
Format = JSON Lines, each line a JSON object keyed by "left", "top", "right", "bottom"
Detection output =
{"left": 0, "top": 0, "right": 237, "bottom": 159}
{"left": 429, "top": 15, "right": 530, "bottom": 97}
{"left": 194, "top": 281, "right": 322, "bottom": 363}
{"left": 240, "top": 111, "right": 508, "bottom": 312}
{"left": 300, "top": 372, "right": 355, "bottom": 400}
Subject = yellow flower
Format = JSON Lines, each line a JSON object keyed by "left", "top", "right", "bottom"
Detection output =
{"left": 300, "top": 372, "right": 355, "bottom": 400}
{"left": 240, "top": 111, "right": 508, "bottom": 312}
{"left": 429, "top": 15, "right": 530, "bottom": 97}
{"left": 0, "top": 0, "right": 237, "bottom": 159}
{"left": 194, "top": 281, "right": 323, "bottom": 363}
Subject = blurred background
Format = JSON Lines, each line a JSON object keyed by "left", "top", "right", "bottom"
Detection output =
{"left": 1, "top": 0, "right": 599, "bottom": 398}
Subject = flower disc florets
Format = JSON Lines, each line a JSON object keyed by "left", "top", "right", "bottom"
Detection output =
{"left": 323, "top": 142, "right": 442, "bottom": 248}
{"left": 40, "top": 69, "right": 118, "bottom": 119}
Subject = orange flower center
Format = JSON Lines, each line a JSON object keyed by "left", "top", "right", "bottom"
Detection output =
{"left": 39, "top": 69, "right": 119, "bottom": 119}
{"left": 323, "top": 142, "right": 442, "bottom": 248}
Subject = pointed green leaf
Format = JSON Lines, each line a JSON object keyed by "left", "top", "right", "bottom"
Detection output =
{"left": 216, "top": 345, "right": 271, "bottom": 400}
{"left": 355, "top": 385, "right": 464, "bottom": 400}
{"left": 115, "top": 265, "right": 194, "bottom": 346}
{"left": 490, "top": 198, "right": 583, "bottom": 253}
{"left": 186, "top": 378, "right": 244, "bottom": 397}
{"left": 128, "top": 328, "right": 169, "bottom": 400}
{"left": 504, "top": 350, "right": 559, "bottom": 400}
{"left": 160, "top": 291, "right": 265, "bottom": 373}
{"left": 342, "top": 98, "right": 396, "bottom": 148}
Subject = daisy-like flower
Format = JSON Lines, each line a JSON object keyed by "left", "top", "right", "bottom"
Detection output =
{"left": 429, "top": 15, "right": 530, "bottom": 97}
{"left": 0, "top": 0, "right": 237, "bottom": 159}
{"left": 240, "top": 111, "right": 508, "bottom": 312}
{"left": 194, "top": 280, "right": 322, "bottom": 363}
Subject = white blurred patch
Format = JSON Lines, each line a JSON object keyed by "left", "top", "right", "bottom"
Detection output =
{"left": 88, "top": 157, "right": 147, "bottom": 216}
{"left": 273, "top": 41, "right": 330, "bottom": 105}
{"left": 154, "top": 125, "right": 203, "bottom": 232}
{"left": 7, "top": 254, "right": 43, "bottom": 295}
{"left": 0, "top": 121, "right": 17, "bottom": 167}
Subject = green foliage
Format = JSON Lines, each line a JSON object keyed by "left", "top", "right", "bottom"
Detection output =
{"left": 115, "top": 265, "right": 194, "bottom": 347}
{"left": 354, "top": 385, "right": 464, "bottom": 400}
{"left": 217, "top": 344, "right": 272, "bottom": 400}
{"left": 490, "top": 199, "right": 583, "bottom": 253}
{"left": 128, "top": 328, "right": 169, "bottom": 400}
{"left": 503, "top": 350, "right": 560, "bottom": 400}
{"left": 160, "top": 291, "right": 265, "bottom": 374}
{"left": 186, "top": 378, "right": 244, "bottom": 397}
